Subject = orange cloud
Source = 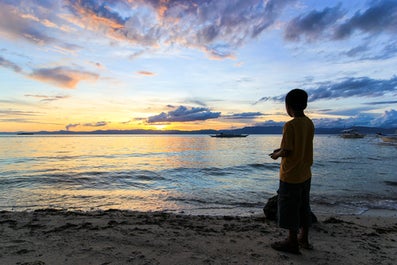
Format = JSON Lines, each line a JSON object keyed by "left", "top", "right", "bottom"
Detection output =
{"left": 29, "top": 66, "right": 99, "bottom": 89}
{"left": 66, "top": 0, "right": 125, "bottom": 31}
{"left": 137, "top": 71, "right": 156, "bottom": 76}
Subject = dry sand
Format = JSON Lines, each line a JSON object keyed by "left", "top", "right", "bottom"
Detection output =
{"left": 1, "top": 209, "right": 396, "bottom": 265}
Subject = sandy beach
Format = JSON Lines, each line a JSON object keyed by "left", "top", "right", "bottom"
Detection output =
{"left": 0, "top": 209, "right": 396, "bottom": 265}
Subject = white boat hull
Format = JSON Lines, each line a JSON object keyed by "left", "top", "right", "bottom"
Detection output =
{"left": 380, "top": 135, "right": 397, "bottom": 143}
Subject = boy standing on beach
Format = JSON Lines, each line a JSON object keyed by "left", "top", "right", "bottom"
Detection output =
{"left": 269, "top": 89, "right": 314, "bottom": 254}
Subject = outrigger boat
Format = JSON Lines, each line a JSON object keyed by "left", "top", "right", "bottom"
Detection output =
{"left": 210, "top": 133, "right": 248, "bottom": 138}
{"left": 340, "top": 129, "right": 365, "bottom": 139}
{"left": 377, "top": 132, "right": 397, "bottom": 143}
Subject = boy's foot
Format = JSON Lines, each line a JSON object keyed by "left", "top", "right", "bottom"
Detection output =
{"left": 271, "top": 240, "right": 301, "bottom": 255}
{"left": 298, "top": 240, "right": 314, "bottom": 250}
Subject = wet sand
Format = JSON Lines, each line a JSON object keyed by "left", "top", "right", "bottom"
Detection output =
{"left": 0, "top": 209, "right": 396, "bottom": 265}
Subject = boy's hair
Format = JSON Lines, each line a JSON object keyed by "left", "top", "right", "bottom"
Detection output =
{"left": 285, "top": 89, "right": 308, "bottom": 111}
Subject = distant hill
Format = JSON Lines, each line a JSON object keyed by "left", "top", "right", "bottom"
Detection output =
{"left": 3, "top": 126, "right": 396, "bottom": 135}
{"left": 220, "top": 126, "right": 395, "bottom": 135}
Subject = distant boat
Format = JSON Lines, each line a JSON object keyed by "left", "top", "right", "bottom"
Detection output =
{"left": 340, "top": 129, "right": 365, "bottom": 139}
{"left": 210, "top": 133, "right": 248, "bottom": 138}
{"left": 377, "top": 132, "right": 397, "bottom": 143}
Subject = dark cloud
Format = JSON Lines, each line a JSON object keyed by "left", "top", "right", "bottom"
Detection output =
{"left": 254, "top": 95, "right": 283, "bottom": 105}
{"left": 256, "top": 76, "right": 397, "bottom": 104}
{"left": 147, "top": 105, "right": 220, "bottom": 123}
{"left": 0, "top": 56, "right": 22, "bottom": 72}
{"left": 333, "top": 0, "right": 397, "bottom": 40}
{"left": 285, "top": 1, "right": 397, "bottom": 45}
{"left": 312, "top": 109, "right": 397, "bottom": 128}
{"left": 307, "top": 76, "right": 397, "bottom": 101}
{"left": 285, "top": 4, "right": 344, "bottom": 42}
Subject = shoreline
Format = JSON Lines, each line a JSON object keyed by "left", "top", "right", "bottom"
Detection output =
{"left": 1, "top": 209, "right": 396, "bottom": 265}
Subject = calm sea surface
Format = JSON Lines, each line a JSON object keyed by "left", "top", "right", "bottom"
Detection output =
{"left": 0, "top": 134, "right": 396, "bottom": 216}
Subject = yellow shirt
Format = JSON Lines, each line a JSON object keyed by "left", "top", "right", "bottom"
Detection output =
{"left": 280, "top": 116, "right": 314, "bottom": 184}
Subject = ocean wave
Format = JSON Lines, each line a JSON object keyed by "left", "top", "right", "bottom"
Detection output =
{"left": 311, "top": 194, "right": 397, "bottom": 212}
{"left": 384, "top": 181, "right": 397, "bottom": 186}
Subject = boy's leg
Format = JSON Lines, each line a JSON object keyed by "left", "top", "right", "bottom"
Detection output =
{"left": 298, "top": 226, "right": 313, "bottom": 249}
{"left": 271, "top": 181, "right": 301, "bottom": 254}
{"left": 298, "top": 178, "right": 313, "bottom": 249}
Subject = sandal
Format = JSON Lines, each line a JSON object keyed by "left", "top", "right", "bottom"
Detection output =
{"left": 271, "top": 240, "right": 301, "bottom": 255}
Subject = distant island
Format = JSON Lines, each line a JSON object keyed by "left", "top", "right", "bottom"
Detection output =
{"left": 3, "top": 126, "right": 396, "bottom": 135}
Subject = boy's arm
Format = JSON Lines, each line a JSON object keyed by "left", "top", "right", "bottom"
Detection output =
{"left": 269, "top": 148, "right": 290, "bottom": 160}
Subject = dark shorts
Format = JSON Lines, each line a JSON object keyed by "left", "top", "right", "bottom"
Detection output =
{"left": 277, "top": 178, "right": 311, "bottom": 231}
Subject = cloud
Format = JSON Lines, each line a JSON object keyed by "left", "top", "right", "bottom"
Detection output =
{"left": 64, "top": 0, "right": 296, "bottom": 58}
{"left": 0, "top": 56, "right": 23, "bottom": 73}
{"left": 354, "top": 40, "right": 397, "bottom": 61}
{"left": 66, "top": 0, "right": 126, "bottom": 30}
{"left": 255, "top": 120, "right": 286, "bottom": 127}
{"left": 371, "top": 109, "right": 397, "bottom": 128}
{"left": 66, "top": 123, "right": 80, "bottom": 131}
{"left": 223, "top": 112, "right": 264, "bottom": 119}
{"left": 0, "top": 55, "right": 98, "bottom": 89}
{"left": 363, "top": 100, "right": 397, "bottom": 105}
{"left": 256, "top": 76, "right": 397, "bottom": 104}
{"left": 0, "top": 1, "right": 79, "bottom": 52}
{"left": 333, "top": 0, "right": 397, "bottom": 40}
{"left": 136, "top": 71, "right": 156, "bottom": 76}
{"left": 0, "top": 109, "right": 40, "bottom": 116}
{"left": 65, "top": 121, "right": 108, "bottom": 131}
{"left": 313, "top": 113, "right": 377, "bottom": 128}
{"left": 312, "top": 109, "right": 397, "bottom": 128}
{"left": 83, "top": 121, "right": 108, "bottom": 127}
{"left": 185, "top": 99, "right": 208, "bottom": 107}
{"left": 24, "top": 94, "right": 70, "bottom": 102}
{"left": 307, "top": 76, "right": 397, "bottom": 101}
{"left": 0, "top": 2, "right": 55, "bottom": 44}
{"left": 344, "top": 44, "right": 369, "bottom": 57}
{"left": 285, "top": 4, "right": 344, "bottom": 42}
{"left": 29, "top": 66, "right": 99, "bottom": 89}
{"left": 147, "top": 105, "right": 220, "bottom": 123}
{"left": 319, "top": 107, "right": 373, "bottom": 117}
{"left": 285, "top": 1, "right": 397, "bottom": 44}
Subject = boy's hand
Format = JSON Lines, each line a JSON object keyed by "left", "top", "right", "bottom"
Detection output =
{"left": 269, "top": 148, "right": 281, "bottom": 160}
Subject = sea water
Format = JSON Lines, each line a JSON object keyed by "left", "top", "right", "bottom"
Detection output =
{"left": 0, "top": 134, "right": 396, "bottom": 216}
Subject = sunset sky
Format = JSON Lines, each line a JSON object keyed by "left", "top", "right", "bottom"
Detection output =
{"left": 1, "top": 0, "right": 397, "bottom": 132}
